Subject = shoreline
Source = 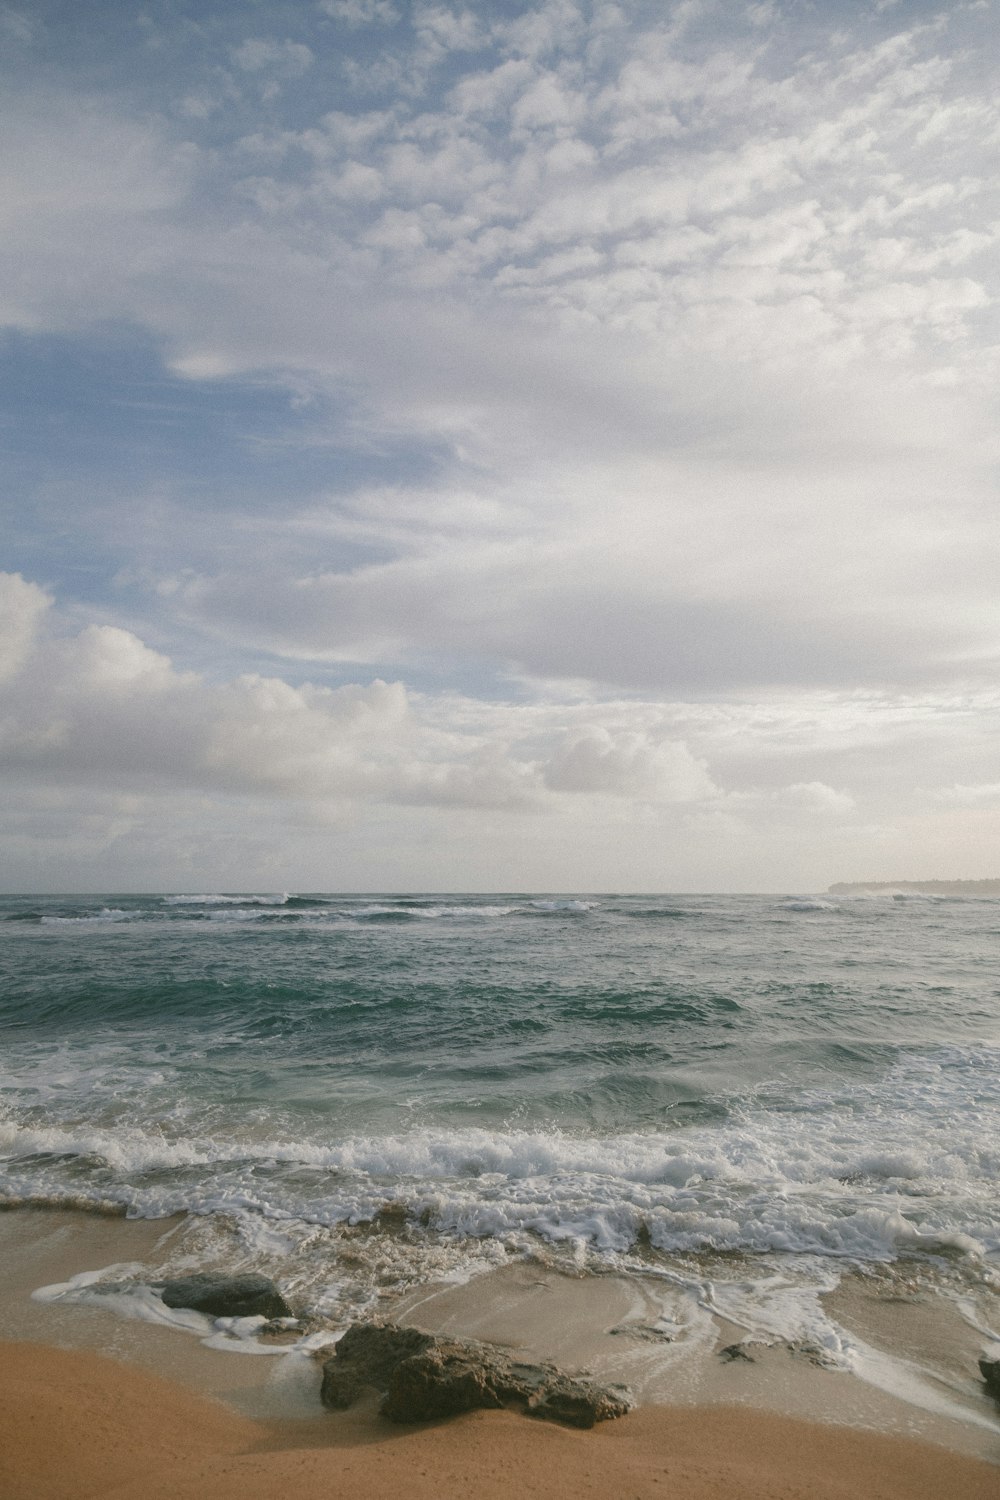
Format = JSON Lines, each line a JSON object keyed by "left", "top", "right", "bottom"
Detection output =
{"left": 2, "top": 1204, "right": 999, "bottom": 1485}
{"left": 4, "top": 1338, "right": 999, "bottom": 1500}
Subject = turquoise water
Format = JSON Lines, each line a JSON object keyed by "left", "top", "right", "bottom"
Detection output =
{"left": 2, "top": 890, "right": 999, "bottom": 1338}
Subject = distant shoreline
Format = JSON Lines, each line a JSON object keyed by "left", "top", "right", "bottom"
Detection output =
{"left": 829, "top": 879, "right": 1000, "bottom": 895}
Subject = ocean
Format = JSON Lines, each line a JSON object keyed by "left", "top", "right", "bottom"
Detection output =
{"left": 2, "top": 890, "right": 999, "bottom": 1423}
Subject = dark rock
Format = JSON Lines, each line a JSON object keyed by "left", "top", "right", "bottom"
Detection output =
{"left": 979, "top": 1354, "right": 1000, "bottom": 1399}
{"left": 382, "top": 1343, "right": 505, "bottom": 1421}
{"left": 321, "top": 1323, "right": 435, "bottom": 1409}
{"left": 159, "top": 1273, "right": 292, "bottom": 1320}
{"left": 320, "top": 1320, "right": 631, "bottom": 1428}
{"left": 526, "top": 1374, "right": 632, "bottom": 1428}
{"left": 609, "top": 1323, "right": 673, "bottom": 1343}
{"left": 719, "top": 1342, "right": 755, "bottom": 1363}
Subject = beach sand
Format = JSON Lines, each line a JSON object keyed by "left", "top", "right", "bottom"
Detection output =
{"left": 2, "top": 1207, "right": 999, "bottom": 1498}
{"left": 4, "top": 1338, "right": 1000, "bottom": 1500}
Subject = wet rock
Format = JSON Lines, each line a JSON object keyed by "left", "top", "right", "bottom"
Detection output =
{"left": 788, "top": 1340, "right": 836, "bottom": 1368}
{"left": 321, "top": 1323, "right": 435, "bottom": 1409}
{"left": 526, "top": 1374, "right": 632, "bottom": 1428}
{"left": 609, "top": 1322, "right": 674, "bottom": 1343}
{"left": 719, "top": 1342, "right": 755, "bottom": 1363}
{"left": 320, "top": 1321, "right": 631, "bottom": 1428}
{"left": 979, "top": 1354, "right": 1000, "bottom": 1399}
{"left": 159, "top": 1273, "right": 292, "bottom": 1320}
{"left": 381, "top": 1342, "right": 505, "bottom": 1421}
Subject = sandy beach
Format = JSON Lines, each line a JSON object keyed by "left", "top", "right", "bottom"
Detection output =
{"left": 4, "top": 1337, "right": 1000, "bottom": 1500}
{"left": 2, "top": 1207, "right": 999, "bottom": 1499}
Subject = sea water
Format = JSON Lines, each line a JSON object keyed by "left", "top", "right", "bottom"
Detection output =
{"left": 2, "top": 892, "right": 999, "bottom": 1421}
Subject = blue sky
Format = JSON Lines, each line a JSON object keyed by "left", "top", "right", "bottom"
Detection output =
{"left": 2, "top": 0, "right": 999, "bottom": 890}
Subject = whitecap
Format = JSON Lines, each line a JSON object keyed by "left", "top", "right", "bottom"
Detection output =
{"left": 163, "top": 893, "right": 290, "bottom": 906}
{"left": 40, "top": 908, "right": 138, "bottom": 925}
{"left": 529, "top": 899, "right": 598, "bottom": 913}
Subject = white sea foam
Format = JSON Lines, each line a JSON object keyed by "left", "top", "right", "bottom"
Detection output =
{"left": 32, "top": 1267, "right": 332, "bottom": 1356}
{"left": 163, "top": 893, "right": 290, "bottom": 906}
{"left": 3, "top": 1056, "right": 998, "bottom": 1262}
{"left": 775, "top": 898, "right": 836, "bottom": 912}
{"left": 529, "top": 899, "right": 597, "bottom": 912}
{"left": 343, "top": 903, "right": 519, "bottom": 920}
{"left": 208, "top": 907, "right": 275, "bottom": 922}
{"left": 702, "top": 1266, "right": 1000, "bottom": 1432}
{"left": 418, "top": 905, "right": 518, "bottom": 919}
{"left": 952, "top": 1296, "right": 1000, "bottom": 1347}
{"left": 39, "top": 908, "right": 138, "bottom": 925}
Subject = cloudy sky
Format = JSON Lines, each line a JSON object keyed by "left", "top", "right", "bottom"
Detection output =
{"left": 2, "top": 0, "right": 998, "bottom": 892}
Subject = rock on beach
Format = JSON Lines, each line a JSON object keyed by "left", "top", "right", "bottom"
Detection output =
{"left": 159, "top": 1273, "right": 293, "bottom": 1320}
{"left": 979, "top": 1354, "right": 1000, "bottom": 1400}
{"left": 320, "top": 1321, "right": 631, "bottom": 1428}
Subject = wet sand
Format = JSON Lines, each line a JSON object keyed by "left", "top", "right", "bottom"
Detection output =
{"left": 2, "top": 1206, "right": 999, "bottom": 1497}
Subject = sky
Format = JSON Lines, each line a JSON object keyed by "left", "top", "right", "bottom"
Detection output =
{"left": 1, "top": 0, "right": 999, "bottom": 893}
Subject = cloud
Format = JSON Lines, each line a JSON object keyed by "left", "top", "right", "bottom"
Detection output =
{"left": 5, "top": 576, "right": 1000, "bottom": 890}
{"left": 933, "top": 781, "right": 1000, "bottom": 807}
{"left": 2, "top": 3, "right": 1000, "bottom": 888}
{"left": 778, "top": 781, "right": 857, "bottom": 818}
{"left": 232, "top": 38, "right": 314, "bottom": 78}
{"left": 319, "top": 0, "right": 400, "bottom": 26}
{"left": 0, "top": 573, "right": 50, "bottom": 684}
{"left": 171, "top": 384, "right": 1000, "bottom": 696}
{"left": 0, "top": 573, "right": 725, "bottom": 817}
{"left": 0, "top": 9, "right": 984, "bottom": 712}
{"left": 5, "top": 5, "right": 996, "bottom": 382}
{"left": 542, "top": 727, "right": 717, "bottom": 801}
{"left": 0, "top": 586, "right": 512, "bottom": 808}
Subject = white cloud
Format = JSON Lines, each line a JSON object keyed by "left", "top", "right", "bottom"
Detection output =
{"left": 2, "top": 4, "right": 1000, "bottom": 888}
{"left": 170, "top": 392, "right": 1000, "bottom": 697}
{"left": 5, "top": 3, "right": 996, "bottom": 383}
{"left": 543, "top": 727, "right": 717, "bottom": 801}
{"left": 0, "top": 574, "right": 724, "bottom": 819}
{"left": 5, "top": 579, "right": 1000, "bottom": 889}
{"left": 779, "top": 781, "right": 857, "bottom": 818}
{"left": 0, "top": 573, "right": 50, "bottom": 684}
{"left": 933, "top": 782, "right": 1000, "bottom": 807}
{"left": 0, "top": 589, "right": 513, "bottom": 809}
{"left": 414, "top": 6, "right": 485, "bottom": 55}
{"left": 0, "top": 97, "right": 194, "bottom": 231}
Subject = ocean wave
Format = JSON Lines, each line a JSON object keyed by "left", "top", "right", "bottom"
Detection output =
{"left": 4, "top": 894, "right": 999, "bottom": 1293}
{"left": 207, "top": 907, "right": 281, "bottom": 922}
{"left": 624, "top": 906, "right": 702, "bottom": 920}
{"left": 529, "top": 899, "right": 597, "bottom": 914}
{"left": 775, "top": 899, "right": 837, "bottom": 913}
{"left": 2, "top": 1047, "right": 997, "bottom": 1263}
{"left": 163, "top": 893, "right": 290, "bottom": 906}
{"left": 344, "top": 903, "right": 520, "bottom": 921}
{"left": 39, "top": 908, "right": 139, "bottom": 925}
